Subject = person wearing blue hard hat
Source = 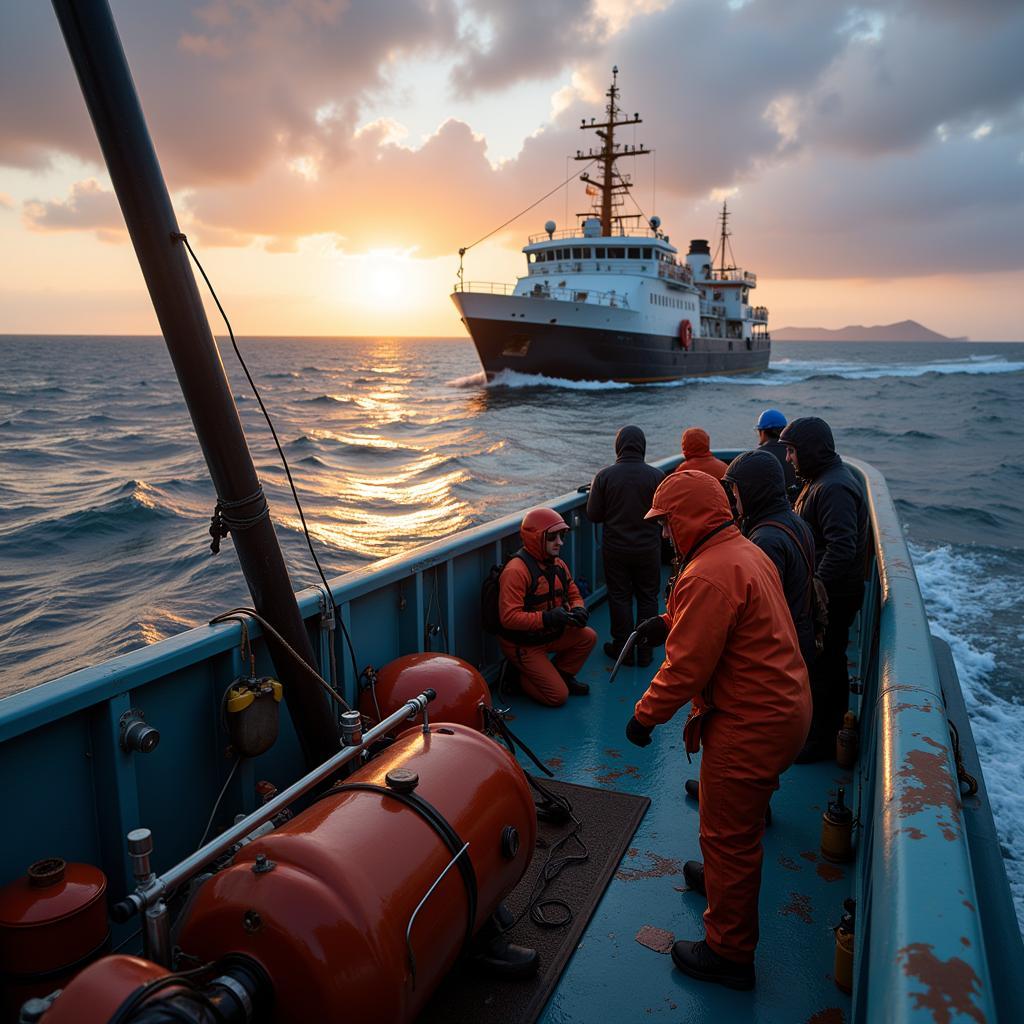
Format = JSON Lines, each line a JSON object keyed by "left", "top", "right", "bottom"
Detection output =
{"left": 755, "top": 409, "right": 798, "bottom": 501}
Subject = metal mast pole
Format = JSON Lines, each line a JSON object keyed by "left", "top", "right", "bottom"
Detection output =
{"left": 51, "top": 0, "right": 338, "bottom": 769}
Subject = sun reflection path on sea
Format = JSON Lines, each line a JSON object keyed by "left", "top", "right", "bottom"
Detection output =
{"left": 262, "top": 341, "right": 477, "bottom": 564}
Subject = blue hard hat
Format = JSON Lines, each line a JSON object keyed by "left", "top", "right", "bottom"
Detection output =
{"left": 756, "top": 408, "right": 787, "bottom": 430}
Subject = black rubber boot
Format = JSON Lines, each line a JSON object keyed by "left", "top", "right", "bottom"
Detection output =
{"left": 470, "top": 906, "right": 539, "bottom": 979}
{"left": 558, "top": 669, "right": 590, "bottom": 696}
{"left": 603, "top": 641, "right": 634, "bottom": 665}
{"left": 683, "top": 779, "right": 772, "bottom": 826}
{"left": 683, "top": 860, "right": 706, "bottom": 897}
{"left": 671, "top": 939, "right": 755, "bottom": 991}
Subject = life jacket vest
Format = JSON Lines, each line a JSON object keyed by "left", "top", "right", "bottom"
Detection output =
{"left": 480, "top": 547, "right": 570, "bottom": 645}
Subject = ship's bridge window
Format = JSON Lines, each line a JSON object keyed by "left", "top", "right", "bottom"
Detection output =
{"left": 595, "top": 247, "right": 606, "bottom": 258}
{"left": 643, "top": 248, "right": 652, "bottom": 259}
{"left": 572, "top": 247, "right": 583, "bottom": 259}
{"left": 608, "top": 246, "right": 625, "bottom": 259}
{"left": 628, "top": 247, "right": 640, "bottom": 259}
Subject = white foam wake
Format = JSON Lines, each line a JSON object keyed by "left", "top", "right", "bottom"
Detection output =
{"left": 909, "top": 541, "right": 1024, "bottom": 932}
{"left": 448, "top": 356, "right": 1023, "bottom": 390}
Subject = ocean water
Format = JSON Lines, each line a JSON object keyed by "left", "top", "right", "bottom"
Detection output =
{"left": 1, "top": 334, "right": 1023, "bottom": 919}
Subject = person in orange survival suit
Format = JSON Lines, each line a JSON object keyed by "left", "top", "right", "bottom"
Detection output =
{"left": 624, "top": 471, "right": 811, "bottom": 990}
{"left": 674, "top": 427, "right": 729, "bottom": 480}
{"left": 498, "top": 508, "right": 597, "bottom": 706}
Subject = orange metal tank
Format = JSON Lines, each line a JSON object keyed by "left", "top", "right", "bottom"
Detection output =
{"left": 176, "top": 723, "right": 536, "bottom": 1023}
{"left": 0, "top": 858, "right": 109, "bottom": 1016}
{"left": 359, "top": 652, "right": 493, "bottom": 734}
{"left": 34, "top": 955, "right": 171, "bottom": 1024}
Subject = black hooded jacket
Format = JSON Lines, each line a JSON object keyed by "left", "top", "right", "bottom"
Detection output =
{"left": 758, "top": 437, "right": 799, "bottom": 502}
{"left": 779, "top": 417, "right": 868, "bottom": 596}
{"left": 587, "top": 425, "right": 665, "bottom": 553}
{"left": 725, "top": 449, "right": 817, "bottom": 666}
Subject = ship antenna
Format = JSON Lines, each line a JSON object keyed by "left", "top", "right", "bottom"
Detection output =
{"left": 575, "top": 67, "right": 650, "bottom": 236}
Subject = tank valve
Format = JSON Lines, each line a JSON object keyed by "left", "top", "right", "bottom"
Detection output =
{"left": 340, "top": 710, "right": 363, "bottom": 747}
{"left": 385, "top": 768, "right": 420, "bottom": 794}
{"left": 820, "top": 787, "right": 854, "bottom": 863}
{"left": 119, "top": 708, "right": 160, "bottom": 754}
{"left": 836, "top": 711, "right": 859, "bottom": 769}
{"left": 833, "top": 898, "right": 856, "bottom": 993}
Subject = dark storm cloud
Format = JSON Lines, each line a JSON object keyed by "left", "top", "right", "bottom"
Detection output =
{"left": 450, "top": 0, "right": 607, "bottom": 96}
{"left": 3, "top": 0, "right": 1022, "bottom": 276}
{"left": 0, "top": 0, "right": 458, "bottom": 180}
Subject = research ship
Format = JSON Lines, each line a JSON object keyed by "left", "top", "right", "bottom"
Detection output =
{"left": 2, "top": 8, "right": 1021, "bottom": 1024}
{"left": 451, "top": 69, "right": 771, "bottom": 383}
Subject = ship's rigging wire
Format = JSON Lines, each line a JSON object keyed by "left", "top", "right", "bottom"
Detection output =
{"left": 197, "top": 755, "right": 241, "bottom": 848}
{"left": 174, "top": 233, "right": 361, "bottom": 691}
{"left": 459, "top": 158, "right": 598, "bottom": 257}
{"left": 210, "top": 609, "right": 350, "bottom": 710}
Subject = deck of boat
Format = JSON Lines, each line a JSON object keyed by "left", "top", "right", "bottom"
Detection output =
{"left": 498, "top": 584, "right": 855, "bottom": 1024}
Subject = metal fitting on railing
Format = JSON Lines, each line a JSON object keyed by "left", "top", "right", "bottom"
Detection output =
{"left": 119, "top": 708, "right": 160, "bottom": 754}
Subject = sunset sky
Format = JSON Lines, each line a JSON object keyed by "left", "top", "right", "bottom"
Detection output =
{"left": 1, "top": 0, "right": 1022, "bottom": 340}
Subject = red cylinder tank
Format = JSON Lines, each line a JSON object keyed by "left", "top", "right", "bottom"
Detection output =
{"left": 359, "top": 652, "right": 493, "bottom": 734}
{"left": 34, "top": 955, "right": 171, "bottom": 1024}
{"left": 176, "top": 723, "right": 536, "bottom": 1022}
{"left": 0, "top": 858, "right": 109, "bottom": 1016}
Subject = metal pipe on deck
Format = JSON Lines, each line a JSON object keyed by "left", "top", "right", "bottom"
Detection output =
{"left": 50, "top": 0, "right": 338, "bottom": 768}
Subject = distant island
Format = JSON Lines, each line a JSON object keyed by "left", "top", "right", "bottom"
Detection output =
{"left": 773, "top": 320, "right": 967, "bottom": 342}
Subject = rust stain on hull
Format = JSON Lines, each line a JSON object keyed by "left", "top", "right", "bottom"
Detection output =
{"left": 896, "top": 943, "right": 986, "bottom": 1024}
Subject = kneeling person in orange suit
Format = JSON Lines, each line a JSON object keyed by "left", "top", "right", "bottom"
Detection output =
{"left": 625, "top": 471, "right": 811, "bottom": 990}
{"left": 499, "top": 508, "right": 597, "bottom": 706}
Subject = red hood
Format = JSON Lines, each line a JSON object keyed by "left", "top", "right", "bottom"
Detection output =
{"left": 646, "top": 470, "right": 734, "bottom": 555}
{"left": 681, "top": 427, "right": 712, "bottom": 459}
{"left": 519, "top": 507, "right": 568, "bottom": 561}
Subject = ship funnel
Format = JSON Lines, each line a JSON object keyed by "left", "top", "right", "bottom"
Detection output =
{"left": 688, "top": 239, "right": 710, "bottom": 255}
{"left": 687, "top": 238, "right": 712, "bottom": 278}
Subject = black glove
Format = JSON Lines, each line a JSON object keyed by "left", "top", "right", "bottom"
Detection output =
{"left": 542, "top": 605, "right": 573, "bottom": 629}
{"left": 635, "top": 615, "right": 669, "bottom": 647}
{"left": 569, "top": 606, "right": 590, "bottom": 627}
{"left": 625, "top": 716, "right": 653, "bottom": 748}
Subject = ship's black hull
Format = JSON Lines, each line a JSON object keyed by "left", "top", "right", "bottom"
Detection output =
{"left": 463, "top": 318, "right": 770, "bottom": 382}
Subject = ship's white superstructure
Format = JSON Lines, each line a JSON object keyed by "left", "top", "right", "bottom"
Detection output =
{"left": 451, "top": 70, "right": 770, "bottom": 382}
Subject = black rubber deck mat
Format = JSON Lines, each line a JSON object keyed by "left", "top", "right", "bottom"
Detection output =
{"left": 418, "top": 777, "right": 651, "bottom": 1024}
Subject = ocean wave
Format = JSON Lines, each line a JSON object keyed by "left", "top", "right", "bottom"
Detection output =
{"left": 910, "top": 541, "right": 1024, "bottom": 929}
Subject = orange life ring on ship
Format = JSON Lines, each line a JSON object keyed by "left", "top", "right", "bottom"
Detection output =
{"left": 679, "top": 319, "right": 692, "bottom": 350}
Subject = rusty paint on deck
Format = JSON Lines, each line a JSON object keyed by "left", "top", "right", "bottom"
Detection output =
{"left": 896, "top": 942, "right": 986, "bottom": 1024}
{"left": 635, "top": 925, "right": 675, "bottom": 954}
{"left": 817, "top": 863, "right": 845, "bottom": 882}
{"left": 781, "top": 892, "right": 814, "bottom": 925}
{"left": 805, "top": 1010, "right": 845, "bottom": 1024}
{"left": 616, "top": 850, "right": 685, "bottom": 881}
{"left": 779, "top": 855, "right": 801, "bottom": 872}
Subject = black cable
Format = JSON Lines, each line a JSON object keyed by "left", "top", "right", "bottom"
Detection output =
{"left": 209, "top": 608, "right": 350, "bottom": 710}
{"left": 460, "top": 159, "right": 598, "bottom": 255}
{"left": 173, "top": 232, "right": 361, "bottom": 690}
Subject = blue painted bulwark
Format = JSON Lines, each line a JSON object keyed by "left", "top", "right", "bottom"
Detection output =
{"left": 0, "top": 453, "right": 1020, "bottom": 1021}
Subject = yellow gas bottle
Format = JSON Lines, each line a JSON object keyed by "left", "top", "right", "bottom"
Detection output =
{"left": 836, "top": 710, "right": 859, "bottom": 769}
{"left": 820, "top": 786, "right": 854, "bottom": 863}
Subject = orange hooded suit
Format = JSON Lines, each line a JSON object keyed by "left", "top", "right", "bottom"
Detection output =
{"left": 499, "top": 508, "right": 596, "bottom": 706}
{"left": 634, "top": 471, "right": 811, "bottom": 963}
{"left": 674, "top": 427, "right": 729, "bottom": 480}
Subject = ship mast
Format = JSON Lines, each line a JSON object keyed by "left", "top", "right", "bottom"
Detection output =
{"left": 713, "top": 200, "right": 737, "bottom": 274}
{"left": 575, "top": 67, "right": 650, "bottom": 236}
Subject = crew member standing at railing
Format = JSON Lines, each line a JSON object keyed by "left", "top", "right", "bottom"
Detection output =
{"left": 498, "top": 508, "right": 596, "bottom": 706}
{"left": 625, "top": 471, "right": 810, "bottom": 990}
{"left": 780, "top": 416, "right": 868, "bottom": 763}
{"left": 587, "top": 426, "right": 665, "bottom": 668}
